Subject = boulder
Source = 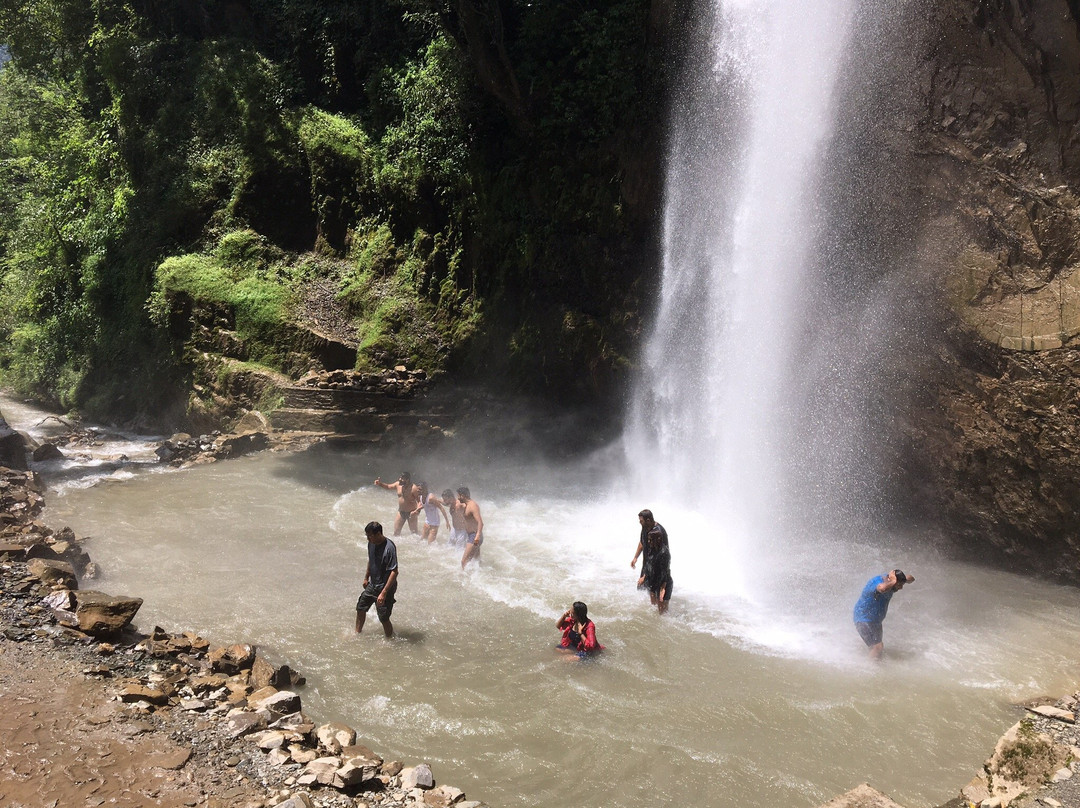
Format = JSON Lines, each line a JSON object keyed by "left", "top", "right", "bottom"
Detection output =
{"left": 299, "top": 756, "right": 341, "bottom": 786}
{"left": 226, "top": 710, "right": 269, "bottom": 738}
{"left": 0, "top": 420, "right": 27, "bottom": 469}
{"left": 269, "top": 794, "right": 314, "bottom": 808}
{"left": 209, "top": 643, "right": 256, "bottom": 673}
{"left": 334, "top": 760, "right": 379, "bottom": 788}
{"left": 234, "top": 410, "right": 271, "bottom": 434}
{"left": 252, "top": 690, "right": 302, "bottom": 719}
{"left": 423, "top": 785, "right": 464, "bottom": 807}
{"left": 27, "top": 558, "right": 77, "bottom": 590}
{"left": 215, "top": 432, "right": 268, "bottom": 458}
{"left": 73, "top": 591, "right": 142, "bottom": 634}
{"left": 31, "top": 443, "right": 63, "bottom": 462}
{"left": 42, "top": 589, "right": 75, "bottom": 611}
{"left": 401, "top": 763, "right": 435, "bottom": 790}
{"left": 316, "top": 722, "right": 357, "bottom": 754}
{"left": 119, "top": 685, "right": 168, "bottom": 706}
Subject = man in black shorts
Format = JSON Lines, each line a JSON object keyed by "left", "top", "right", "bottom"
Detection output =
{"left": 355, "top": 521, "right": 398, "bottom": 638}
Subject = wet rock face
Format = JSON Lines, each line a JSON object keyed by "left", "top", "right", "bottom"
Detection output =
{"left": 862, "top": 0, "right": 1080, "bottom": 577}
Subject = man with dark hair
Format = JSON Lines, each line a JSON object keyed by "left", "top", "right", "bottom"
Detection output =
{"left": 631, "top": 509, "right": 668, "bottom": 589}
{"left": 458, "top": 486, "right": 485, "bottom": 569}
{"left": 355, "top": 521, "right": 399, "bottom": 638}
{"left": 373, "top": 472, "right": 421, "bottom": 536}
{"left": 853, "top": 568, "right": 914, "bottom": 660}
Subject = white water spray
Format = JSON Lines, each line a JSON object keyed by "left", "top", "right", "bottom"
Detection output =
{"left": 627, "top": 0, "right": 855, "bottom": 542}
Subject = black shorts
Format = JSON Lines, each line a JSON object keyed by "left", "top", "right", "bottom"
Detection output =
{"left": 356, "top": 584, "right": 396, "bottom": 622}
{"left": 855, "top": 621, "right": 882, "bottom": 646}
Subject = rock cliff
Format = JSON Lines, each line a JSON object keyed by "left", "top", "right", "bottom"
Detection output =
{"left": 830, "top": 0, "right": 1080, "bottom": 577}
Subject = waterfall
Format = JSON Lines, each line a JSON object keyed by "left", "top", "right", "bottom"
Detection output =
{"left": 626, "top": 0, "right": 856, "bottom": 544}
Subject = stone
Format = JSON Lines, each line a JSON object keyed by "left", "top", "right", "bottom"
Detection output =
{"left": 302, "top": 756, "right": 341, "bottom": 786}
{"left": 234, "top": 410, "right": 271, "bottom": 434}
{"left": 42, "top": 589, "right": 74, "bottom": 610}
{"left": 381, "top": 760, "right": 403, "bottom": 777}
{"left": 316, "top": 722, "right": 356, "bottom": 754}
{"left": 119, "top": 685, "right": 168, "bottom": 706}
{"left": 31, "top": 443, "right": 64, "bottom": 461}
{"left": 227, "top": 711, "right": 269, "bottom": 738}
{"left": 251, "top": 730, "right": 288, "bottom": 750}
{"left": 27, "top": 558, "right": 77, "bottom": 590}
{"left": 1052, "top": 768, "right": 1073, "bottom": 782}
{"left": 344, "top": 744, "right": 382, "bottom": 765}
{"left": 1027, "top": 705, "right": 1076, "bottom": 724}
{"left": 180, "top": 699, "right": 210, "bottom": 711}
{"left": 215, "top": 432, "right": 269, "bottom": 458}
{"left": 289, "top": 745, "right": 318, "bottom": 764}
{"left": 209, "top": 643, "right": 256, "bottom": 674}
{"left": 333, "top": 761, "right": 377, "bottom": 788}
{"left": 423, "top": 785, "right": 464, "bottom": 806}
{"left": 816, "top": 784, "right": 906, "bottom": 808}
{"left": 149, "top": 747, "right": 192, "bottom": 770}
{"left": 267, "top": 748, "right": 291, "bottom": 766}
{"left": 252, "top": 690, "right": 302, "bottom": 719}
{"left": 269, "top": 795, "right": 314, "bottom": 808}
{"left": 73, "top": 591, "right": 142, "bottom": 635}
{"left": 1041, "top": 798, "right": 1063, "bottom": 807}
{"left": 401, "top": 764, "right": 434, "bottom": 790}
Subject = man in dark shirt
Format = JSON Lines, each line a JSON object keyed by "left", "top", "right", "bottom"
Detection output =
{"left": 355, "top": 521, "right": 399, "bottom": 638}
{"left": 630, "top": 509, "right": 668, "bottom": 590}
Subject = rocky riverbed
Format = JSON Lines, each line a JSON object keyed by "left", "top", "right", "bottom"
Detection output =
{"left": 0, "top": 463, "right": 486, "bottom": 808}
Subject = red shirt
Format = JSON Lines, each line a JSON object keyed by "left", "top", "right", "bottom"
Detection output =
{"left": 558, "top": 616, "right": 603, "bottom": 653}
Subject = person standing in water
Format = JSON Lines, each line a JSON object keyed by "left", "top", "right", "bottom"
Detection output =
{"left": 853, "top": 569, "right": 914, "bottom": 660}
{"left": 556, "top": 601, "right": 603, "bottom": 656}
{"left": 458, "top": 487, "right": 485, "bottom": 568}
{"left": 374, "top": 471, "right": 421, "bottom": 536}
{"left": 631, "top": 509, "right": 668, "bottom": 590}
{"left": 639, "top": 526, "right": 672, "bottom": 614}
{"left": 443, "top": 488, "right": 469, "bottom": 547}
{"left": 415, "top": 481, "right": 449, "bottom": 544}
{"left": 355, "top": 521, "right": 398, "bottom": 638}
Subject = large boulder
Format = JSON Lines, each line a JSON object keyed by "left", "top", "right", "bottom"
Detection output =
{"left": 0, "top": 418, "right": 27, "bottom": 469}
{"left": 73, "top": 590, "right": 143, "bottom": 635}
{"left": 209, "top": 643, "right": 256, "bottom": 673}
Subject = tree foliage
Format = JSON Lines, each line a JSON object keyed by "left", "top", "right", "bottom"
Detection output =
{"left": 0, "top": 0, "right": 661, "bottom": 422}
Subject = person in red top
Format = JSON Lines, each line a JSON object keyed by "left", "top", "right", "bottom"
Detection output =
{"left": 556, "top": 601, "right": 603, "bottom": 657}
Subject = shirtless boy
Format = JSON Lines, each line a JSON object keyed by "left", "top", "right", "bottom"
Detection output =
{"left": 443, "top": 488, "right": 469, "bottom": 547}
{"left": 457, "top": 487, "right": 484, "bottom": 569}
{"left": 374, "top": 472, "right": 421, "bottom": 536}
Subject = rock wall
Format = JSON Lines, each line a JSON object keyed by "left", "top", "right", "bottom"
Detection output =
{"left": 900, "top": 0, "right": 1080, "bottom": 575}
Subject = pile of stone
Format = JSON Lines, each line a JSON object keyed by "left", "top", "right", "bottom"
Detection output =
{"left": 297, "top": 366, "right": 429, "bottom": 398}
{"left": 155, "top": 429, "right": 269, "bottom": 467}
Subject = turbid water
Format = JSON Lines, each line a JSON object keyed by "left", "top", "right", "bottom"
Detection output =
{"left": 19, "top": 412, "right": 1079, "bottom": 808}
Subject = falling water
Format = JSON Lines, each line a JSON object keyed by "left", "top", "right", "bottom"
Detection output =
{"left": 627, "top": 0, "right": 855, "bottom": 533}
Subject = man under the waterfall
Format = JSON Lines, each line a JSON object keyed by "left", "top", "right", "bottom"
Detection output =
{"left": 853, "top": 569, "right": 914, "bottom": 660}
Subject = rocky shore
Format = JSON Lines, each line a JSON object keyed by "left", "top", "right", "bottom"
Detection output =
{"left": 0, "top": 462, "right": 486, "bottom": 808}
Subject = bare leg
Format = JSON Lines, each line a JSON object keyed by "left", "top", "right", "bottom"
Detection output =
{"left": 408, "top": 513, "right": 420, "bottom": 534}
{"left": 393, "top": 512, "right": 405, "bottom": 536}
{"left": 380, "top": 618, "right": 394, "bottom": 638}
{"left": 868, "top": 642, "right": 883, "bottom": 661}
{"left": 461, "top": 542, "right": 480, "bottom": 569}
{"left": 355, "top": 610, "right": 366, "bottom": 634}
{"left": 658, "top": 598, "right": 669, "bottom": 615}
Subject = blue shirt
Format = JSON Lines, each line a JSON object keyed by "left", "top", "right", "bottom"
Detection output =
{"left": 853, "top": 575, "right": 893, "bottom": 624}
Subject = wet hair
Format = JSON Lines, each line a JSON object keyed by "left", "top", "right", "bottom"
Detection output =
{"left": 647, "top": 526, "right": 663, "bottom": 541}
{"left": 442, "top": 489, "right": 455, "bottom": 502}
{"left": 400, "top": 472, "right": 411, "bottom": 482}
{"left": 417, "top": 481, "right": 428, "bottom": 498}
{"left": 364, "top": 521, "right": 383, "bottom": 536}
{"left": 893, "top": 569, "right": 907, "bottom": 585}
{"left": 572, "top": 601, "right": 588, "bottom": 622}
{"left": 457, "top": 486, "right": 470, "bottom": 498}
{"left": 638, "top": 509, "right": 654, "bottom": 521}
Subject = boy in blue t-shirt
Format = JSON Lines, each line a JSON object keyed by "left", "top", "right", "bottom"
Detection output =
{"left": 853, "top": 569, "right": 913, "bottom": 660}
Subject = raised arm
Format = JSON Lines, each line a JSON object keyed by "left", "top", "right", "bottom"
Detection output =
{"left": 374, "top": 477, "right": 394, "bottom": 491}
{"left": 580, "top": 621, "right": 599, "bottom": 652}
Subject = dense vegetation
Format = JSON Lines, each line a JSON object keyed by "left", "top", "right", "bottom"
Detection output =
{"left": 0, "top": 0, "right": 665, "bottom": 424}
